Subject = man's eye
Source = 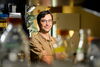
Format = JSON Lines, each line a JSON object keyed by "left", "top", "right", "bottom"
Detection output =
{"left": 41, "top": 19, "right": 52, "bottom": 23}
{"left": 41, "top": 20, "right": 46, "bottom": 22}
{"left": 48, "top": 20, "right": 52, "bottom": 22}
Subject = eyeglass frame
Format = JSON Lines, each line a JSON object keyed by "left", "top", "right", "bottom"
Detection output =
{"left": 40, "top": 19, "right": 53, "bottom": 23}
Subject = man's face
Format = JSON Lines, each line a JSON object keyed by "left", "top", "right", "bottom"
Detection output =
{"left": 39, "top": 14, "right": 53, "bottom": 33}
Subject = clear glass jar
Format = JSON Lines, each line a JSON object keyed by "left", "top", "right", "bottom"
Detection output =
{"left": 53, "top": 29, "right": 73, "bottom": 60}
{"left": 0, "top": 13, "right": 30, "bottom": 67}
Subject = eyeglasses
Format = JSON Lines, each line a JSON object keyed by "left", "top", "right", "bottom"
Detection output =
{"left": 41, "top": 19, "right": 52, "bottom": 23}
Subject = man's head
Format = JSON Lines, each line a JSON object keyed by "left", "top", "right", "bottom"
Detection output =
{"left": 37, "top": 10, "right": 53, "bottom": 33}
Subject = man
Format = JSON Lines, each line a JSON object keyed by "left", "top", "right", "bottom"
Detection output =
{"left": 30, "top": 10, "right": 55, "bottom": 64}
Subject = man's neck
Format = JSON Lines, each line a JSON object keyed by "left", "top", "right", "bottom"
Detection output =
{"left": 39, "top": 32, "right": 50, "bottom": 40}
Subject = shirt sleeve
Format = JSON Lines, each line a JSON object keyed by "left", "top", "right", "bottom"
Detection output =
{"left": 30, "top": 37, "right": 43, "bottom": 59}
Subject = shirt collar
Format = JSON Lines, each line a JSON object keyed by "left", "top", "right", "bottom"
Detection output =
{"left": 38, "top": 32, "right": 52, "bottom": 42}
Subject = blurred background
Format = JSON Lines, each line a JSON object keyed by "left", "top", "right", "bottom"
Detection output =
{"left": 0, "top": 0, "right": 100, "bottom": 67}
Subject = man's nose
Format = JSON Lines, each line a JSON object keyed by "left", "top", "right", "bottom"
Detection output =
{"left": 46, "top": 22, "right": 49, "bottom": 25}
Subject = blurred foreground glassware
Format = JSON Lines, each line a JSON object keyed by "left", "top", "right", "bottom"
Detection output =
{"left": 87, "top": 38, "right": 100, "bottom": 67}
{"left": 75, "top": 29, "right": 85, "bottom": 63}
{"left": 0, "top": 13, "right": 30, "bottom": 67}
{"left": 0, "top": 14, "right": 8, "bottom": 67}
{"left": 53, "top": 29, "right": 73, "bottom": 61}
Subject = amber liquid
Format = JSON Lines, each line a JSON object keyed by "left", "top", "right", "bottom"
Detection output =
{"left": 7, "top": 18, "right": 23, "bottom": 26}
{"left": 57, "top": 29, "right": 69, "bottom": 36}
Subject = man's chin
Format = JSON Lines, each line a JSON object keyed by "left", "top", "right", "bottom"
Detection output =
{"left": 44, "top": 30, "right": 50, "bottom": 33}
{"left": 41, "top": 29, "right": 51, "bottom": 33}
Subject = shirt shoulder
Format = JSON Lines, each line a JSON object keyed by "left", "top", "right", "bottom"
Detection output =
{"left": 31, "top": 33, "right": 39, "bottom": 39}
{"left": 30, "top": 33, "right": 41, "bottom": 44}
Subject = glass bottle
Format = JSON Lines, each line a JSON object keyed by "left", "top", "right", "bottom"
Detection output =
{"left": 75, "top": 29, "right": 85, "bottom": 63}
{"left": 87, "top": 38, "right": 100, "bottom": 67}
{"left": 53, "top": 29, "right": 72, "bottom": 60}
{"left": 0, "top": 13, "right": 30, "bottom": 67}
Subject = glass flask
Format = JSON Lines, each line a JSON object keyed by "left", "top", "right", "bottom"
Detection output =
{"left": 0, "top": 13, "right": 30, "bottom": 67}
{"left": 53, "top": 29, "right": 72, "bottom": 60}
{"left": 87, "top": 38, "right": 100, "bottom": 67}
{"left": 75, "top": 29, "right": 85, "bottom": 63}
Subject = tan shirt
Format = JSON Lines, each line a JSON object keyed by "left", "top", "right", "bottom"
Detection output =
{"left": 30, "top": 33, "right": 55, "bottom": 62}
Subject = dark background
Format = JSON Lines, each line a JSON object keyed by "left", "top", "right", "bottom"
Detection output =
{"left": 0, "top": 0, "right": 100, "bottom": 13}
{"left": 82, "top": 0, "right": 100, "bottom": 12}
